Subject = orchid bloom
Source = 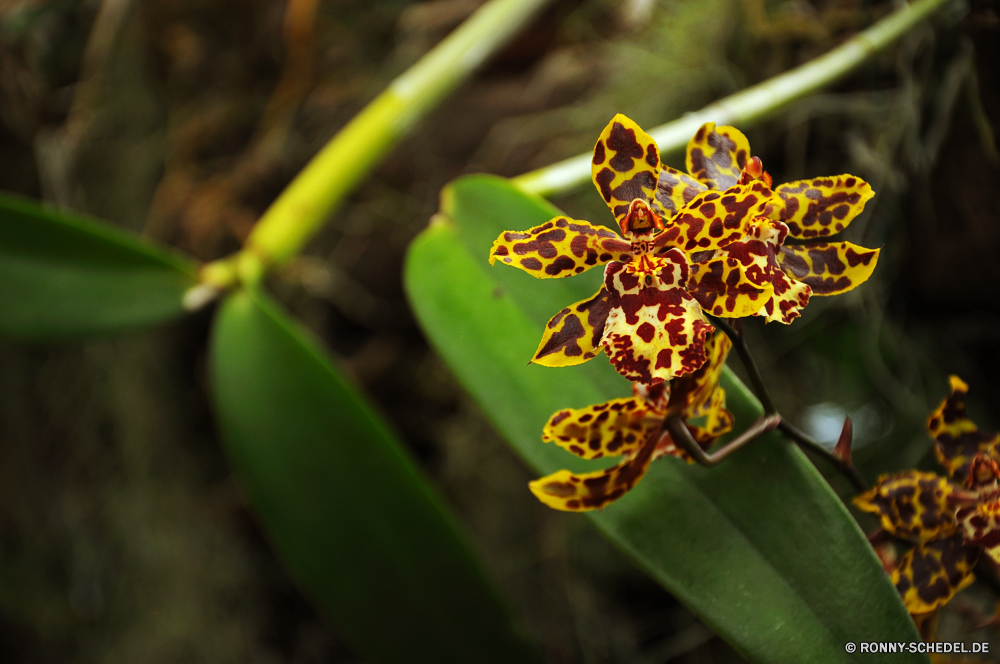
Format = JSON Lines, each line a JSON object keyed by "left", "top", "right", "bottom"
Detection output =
{"left": 528, "top": 332, "right": 733, "bottom": 511}
{"left": 666, "top": 123, "right": 881, "bottom": 323}
{"left": 490, "top": 115, "right": 776, "bottom": 384}
{"left": 855, "top": 377, "right": 1000, "bottom": 627}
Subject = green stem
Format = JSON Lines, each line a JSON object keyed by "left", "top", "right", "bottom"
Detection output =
{"left": 710, "top": 316, "right": 777, "bottom": 415}
{"left": 511, "top": 0, "right": 953, "bottom": 197}
{"left": 210, "top": 0, "right": 553, "bottom": 280}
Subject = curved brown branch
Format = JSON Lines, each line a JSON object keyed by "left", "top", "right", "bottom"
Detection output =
{"left": 666, "top": 413, "right": 781, "bottom": 468}
{"left": 706, "top": 315, "right": 868, "bottom": 492}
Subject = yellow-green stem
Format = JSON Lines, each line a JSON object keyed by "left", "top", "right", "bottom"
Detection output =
{"left": 214, "top": 0, "right": 552, "bottom": 279}
{"left": 511, "top": 0, "right": 953, "bottom": 198}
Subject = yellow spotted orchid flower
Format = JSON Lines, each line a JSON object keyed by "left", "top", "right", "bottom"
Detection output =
{"left": 673, "top": 123, "right": 881, "bottom": 324}
{"left": 528, "top": 332, "right": 733, "bottom": 512}
{"left": 490, "top": 115, "right": 776, "bottom": 384}
{"left": 854, "top": 377, "right": 1000, "bottom": 621}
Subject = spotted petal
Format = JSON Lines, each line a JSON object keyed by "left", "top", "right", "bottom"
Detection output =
{"left": 687, "top": 387, "right": 735, "bottom": 444}
{"left": 542, "top": 398, "right": 661, "bottom": 461}
{"left": 854, "top": 471, "right": 966, "bottom": 542}
{"left": 533, "top": 287, "right": 614, "bottom": 367}
{"left": 592, "top": 114, "right": 660, "bottom": 229}
{"left": 773, "top": 175, "right": 874, "bottom": 239}
{"left": 528, "top": 432, "right": 658, "bottom": 511}
{"left": 711, "top": 219, "right": 813, "bottom": 324}
{"left": 891, "top": 535, "right": 979, "bottom": 615}
{"left": 654, "top": 182, "right": 774, "bottom": 257}
{"left": 759, "top": 267, "right": 812, "bottom": 324}
{"left": 651, "top": 334, "right": 733, "bottom": 460}
{"left": 667, "top": 332, "right": 733, "bottom": 420}
{"left": 632, "top": 381, "right": 670, "bottom": 412}
{"left": 686, "top": 123, "right": 752, "bottom": 190}
{"left": 652, "top": 165, "right": 707, "bottom": 220}
{"left": 688, "top": 219, "right": 798, "bottom": 321}
{"left": 602, "top": 251, "right": 714, "bottom": 384}
{"left": 777, "top": 242, "right": 879, "bottom": 296}
{"left": 956, "top": 500, "right": 1000, "bottom": 563}
{"left": 927, "top": 376, "right": 1000, "bottom": 482}
{"left": 688, "top": 253, "right": 774, "bottom": 318}
{"left": 490, "top": 217, "right": 631, "bottom": 278}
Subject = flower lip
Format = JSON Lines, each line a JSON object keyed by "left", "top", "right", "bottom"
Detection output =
{"left": 621, "top": 199, "right": 663, "bottom": 237}
{"left": 968, "top": 454, "right": 1000, "bottom": 489}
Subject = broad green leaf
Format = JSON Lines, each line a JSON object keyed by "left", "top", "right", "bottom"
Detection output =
{"left": 210, "top": 289, "right": 541, "bottom": 664}
{"left": 0, "top": 192, "right": 197, "bottom": 339}
{"left": 404, "top": 175, "right": 925, "bottom": 664}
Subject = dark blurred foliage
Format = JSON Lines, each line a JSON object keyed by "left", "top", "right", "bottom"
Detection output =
{"left": 0, "top": 0, "right": 999, "bottom": 662}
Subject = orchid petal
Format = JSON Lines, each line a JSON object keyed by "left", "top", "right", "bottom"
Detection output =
{"left": 652, "top": 165, "right": 707, "bottom": 220}
{"left": 927, "top": 376, "right": 1000, "bottom": 483}
{"left": 528, "top": 431, "right": 659, "bottom": 512}
{"left": 532, "top": 286, "right": 614, "bottom": 367}
{"left": 777, "top": 242, "right": 879, "bottom": 296}
{"left": 759, "top": 267, "right": 812, "bottom": 324}
{"left": 670, "top": 332, "right": 734, "bottom": 444}
{"left": 891, "top": 535, "right": 979, "bottom": 615}
{"left": 654, "top": 182, "right": 774, "bottom": 257}
{"left": 602, "top": 252, "right": 714, "bottom": 384}
{"left": 686, "top": 123, "right": 752, "bottom": 190}
{"left": 688, "top": 254, "right": 774, "bottom": 318}
{"left": 542, "top": 398, "right": 661, "bottom": 460}
{"left": 592, "top": 114, "right": 660, "bottom": 231}
{"left": 773, "top": 175, "right": 874, "bottom": 239}
{"left": 956, "top": 500, "right": 1000, "bottom": 558}
{"left": 854, "top": 471, "right": 967, "bottom": 542}
{"left": 490, "top": 217, "right": 631, "bottom": 278}
{"left": 707, "top": 218, "right": 813, "bottom": 324}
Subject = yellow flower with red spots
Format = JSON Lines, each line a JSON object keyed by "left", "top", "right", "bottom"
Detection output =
{"left": 855, "top": 377, "right": 1000, "bottom": 624}
{"left": 490, "top": 114, "right": 881, "bottom": 384}
{"left": 491, "top": 115, "right": 776, "bottom": 384}
{"left": 528, "top": 331, "right": 733, "bottom": 511}
{"left": 665, "top": 123, "right": 881, "bottom": 324}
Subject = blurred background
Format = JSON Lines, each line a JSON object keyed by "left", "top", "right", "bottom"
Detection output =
{"left": 1, "top": 0, "right": 999, "bottom": 661}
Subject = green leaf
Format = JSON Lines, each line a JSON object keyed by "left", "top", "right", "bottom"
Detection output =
{"left": 404, "top": 175, "right": 926, "bottom": 664}
{"left": 0, "top": 192, "right": 198, "bottom": 339}
{"left": 210, "top": 288, "right": 541, "bottom": 664}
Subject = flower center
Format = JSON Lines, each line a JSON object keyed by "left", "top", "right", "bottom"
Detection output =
{"left": 621, "top": 199, "right": 663, "bottom": 238}
{"left": 981, "top": 500, "right": 1000, "bottom": 517}
{"left": 967, "top": 454, "right": 1000, "bottom": 489}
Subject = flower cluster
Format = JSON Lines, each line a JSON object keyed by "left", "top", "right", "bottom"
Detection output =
{"left": 491, "top": 115, "right": 880, "bottom": 385}
{"left": 855, "top": 377, "right": 1000, "bottom": 632}
{"left": 490, "top": 114, "right": 881, "bottom": 510}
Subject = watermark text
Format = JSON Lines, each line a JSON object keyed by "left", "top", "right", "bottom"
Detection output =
{"left": 844, "top": 641, "right": 990, "bottom": 654}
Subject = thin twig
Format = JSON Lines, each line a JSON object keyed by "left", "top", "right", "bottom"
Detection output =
{"left": 707, "top": 315, "right": 868, "bottom": 491}
{"left": 667, "top": 414, "right": 781, "bottom": 467}
{"left": 779, "top": 420, "right": 869, "bottom": 492}
{"left": 709, "top": 316, "right": 776, "bottom": 415}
